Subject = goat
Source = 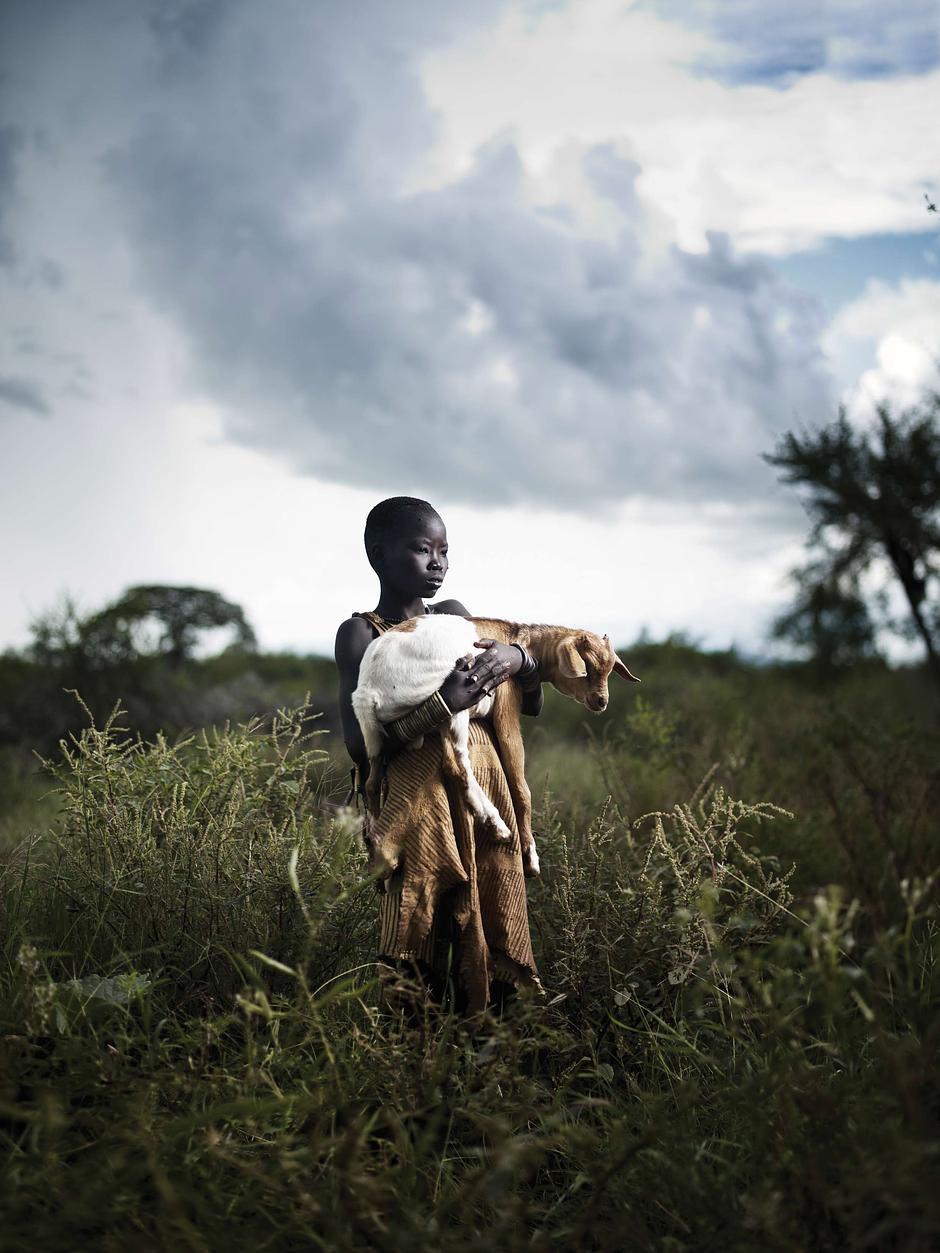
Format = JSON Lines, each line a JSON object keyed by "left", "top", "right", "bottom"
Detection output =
{"left": 352, "top": 615, "right": 639, "bottom": 876}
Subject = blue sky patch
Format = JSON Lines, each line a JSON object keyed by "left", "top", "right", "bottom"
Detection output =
{"left": 645, "top": 0, "right": 940, "bottom": 87}
{"left": 771, "top": 229, "right": 939, "bottom": 314}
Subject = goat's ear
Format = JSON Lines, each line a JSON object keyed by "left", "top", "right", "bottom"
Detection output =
{"left": 612, "top": 654, "right": 641, "bottom": 683}
{"left": 556, "top": 636, "right": 587, "bottom": 679}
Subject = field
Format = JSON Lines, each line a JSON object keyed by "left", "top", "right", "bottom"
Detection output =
{"left": 1, "top": 642, "right": 938, "bottom": 1251}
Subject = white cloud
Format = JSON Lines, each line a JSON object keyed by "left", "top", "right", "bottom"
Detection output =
{"left": 420, "top": 0, "right": 940, "bottom": 254}
{"left": 823, "top": 276, "right": 940, "bottom": 412}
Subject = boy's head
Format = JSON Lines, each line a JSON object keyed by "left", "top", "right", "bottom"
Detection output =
{"left": 364, "top": 497, "right": 448, "bottom": 597}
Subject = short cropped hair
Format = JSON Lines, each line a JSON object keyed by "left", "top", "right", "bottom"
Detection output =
{"left": 364, "top": 497, "right": 441, "bottom": 570}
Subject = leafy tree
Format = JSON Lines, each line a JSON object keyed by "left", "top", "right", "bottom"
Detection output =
{"left": 80, "top": 585, "right": 257, "bottom": 668}
{"left": 10, "top": 586, "right": 259, "bottom": 753}
{"left": 764, "top": 391, "right": 940, "bottom": 690}
{"left": 769, "top": 559, "right": 881, "bottom": 674}
{"left": 27, "top": 595, "right": 87, "bottom": 670}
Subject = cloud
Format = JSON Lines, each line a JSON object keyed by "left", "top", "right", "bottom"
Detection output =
{"left": 421, "top": 1, "right": 940, "bottom": 255}
{"left": 646, "top": 0, "right": 940, "bottom": 86}
{"left": 0, "top": 125, "right": 23, "bottom": 267}
{"left": 86, "top": 0, "right": 829, "bottom": 515}
{"left": 6, "top": 0, "right": 931, "bottom": 524}
{"left": 823, "top": 276, "right": 940, "bottom": 413}
{"left": 0, "top": 374, "right": 50, "bottom": 416}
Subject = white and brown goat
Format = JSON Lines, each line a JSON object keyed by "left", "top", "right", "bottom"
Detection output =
{"left": 352, "top": 615, "right": 639, "bottom": 876}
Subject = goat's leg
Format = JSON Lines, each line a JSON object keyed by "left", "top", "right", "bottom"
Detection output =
{"left": 352, "top": 690, "right": 385, "bottom": 762}
{"left": 358, "top": 754, "right": 402, "bottom": 881}
{"left": 443, "top": 716, "right": 511, "bottom": 841}
{"left": 351, "top": 701, "right": 386, "bottom": 821}
{"left": 491, "top": 683, "right": 540, "bottom": 874}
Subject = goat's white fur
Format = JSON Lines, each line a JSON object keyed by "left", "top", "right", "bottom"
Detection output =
{"left": 352, "top": 616, "right": 511, "bottom": 841}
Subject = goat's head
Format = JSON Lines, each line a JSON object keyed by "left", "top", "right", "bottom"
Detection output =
{"left": 550, "top": 631, "right": 640, "bottom": 712}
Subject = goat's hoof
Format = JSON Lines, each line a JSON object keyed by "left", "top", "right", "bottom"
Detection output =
{"left": 523, "top": 847, "right": 541, "bottom": 877}
{"left": 483, "top": 814, "right": 512, "bottom": 842}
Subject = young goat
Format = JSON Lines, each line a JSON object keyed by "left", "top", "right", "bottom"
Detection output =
{"left": 352, "top": 615, "right": 639, "bottom": 876}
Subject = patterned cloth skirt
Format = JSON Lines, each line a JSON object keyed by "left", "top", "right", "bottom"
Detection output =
{"left": 369, "top": 716, "right": 541, "bottom": 1015}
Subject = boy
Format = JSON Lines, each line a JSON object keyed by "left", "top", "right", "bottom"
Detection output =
{"left": 334, "top": 496, "right": 544, "bottom": 1014}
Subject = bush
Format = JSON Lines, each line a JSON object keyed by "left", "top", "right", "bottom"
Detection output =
{"left": 1, "top": 704, "right": 938, "bottom": 1249}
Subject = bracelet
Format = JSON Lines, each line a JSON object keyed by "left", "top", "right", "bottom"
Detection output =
{"left": 512, "top": 643, "right": 542, "bottom": 692}
{"left": 385, "top": 689, "right": 453, "bottom": 743}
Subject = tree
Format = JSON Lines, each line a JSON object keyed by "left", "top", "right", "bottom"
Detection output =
{"left": 764, "top": 391, "right": 940, "bottom": 690}
{"left": 769, "top": 559, "right": 881, "bottom": 674}
{"left": 13, "top": 586, "right": 260, "bottom": 754}
{"left": 80, "top": 585, "right": 257, "bottom": 667}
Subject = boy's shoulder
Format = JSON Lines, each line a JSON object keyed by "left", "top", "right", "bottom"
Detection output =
{"left": 432, "top": 599, "right": 471, "bottom": 617}
{"left": 334, "top": 614, "right": 375, "bottom": 663}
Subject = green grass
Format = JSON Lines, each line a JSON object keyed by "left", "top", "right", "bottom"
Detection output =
{"left": 1, "top": 662, "right": 939, "bottom": 1251}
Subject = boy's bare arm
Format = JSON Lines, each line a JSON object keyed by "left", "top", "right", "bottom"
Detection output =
{"left": 334, "top": 616, "right": 376, "bottom": 772}
{"left": 521, "top": 684, "right": 544, "bottom": 717}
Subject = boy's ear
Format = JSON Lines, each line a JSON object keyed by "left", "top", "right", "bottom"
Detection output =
{"left": 612, "top": 654, "right": 641, "bottom": 683}
{"left": 556, "top": 636, "right": 587, "bottom": 679}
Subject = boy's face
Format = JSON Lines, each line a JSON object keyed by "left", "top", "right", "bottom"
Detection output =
{"left": 374, "top": 512, "right": 449, "bottom": 599}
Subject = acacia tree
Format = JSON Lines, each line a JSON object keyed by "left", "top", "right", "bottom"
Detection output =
{"left": 18, "top": 586, "right": 259, "bottom": 751}
{"left": 80, "top": 585, "right": 257, "bottom": 667}
{"left": 764, "top": 391, "right": 940, "bottom": 690}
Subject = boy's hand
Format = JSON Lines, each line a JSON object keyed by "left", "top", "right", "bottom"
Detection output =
{"left": 439, "top": 640, "right": 521, "bottom": 712}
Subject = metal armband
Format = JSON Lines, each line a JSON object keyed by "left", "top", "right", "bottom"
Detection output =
{"left": 512, "top": 643, "right": 542, "bottom": 693}
{"left": 386, "top": 689, "right": 453, "bottom": 743}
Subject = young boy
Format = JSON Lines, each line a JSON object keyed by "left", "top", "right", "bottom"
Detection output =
{"left": 334, "top": 496, "right": 544, "bottom": 1014}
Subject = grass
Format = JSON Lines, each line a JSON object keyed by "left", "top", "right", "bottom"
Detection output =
{"left": 1, "top": 666, "right": 938, "bottom": 1251}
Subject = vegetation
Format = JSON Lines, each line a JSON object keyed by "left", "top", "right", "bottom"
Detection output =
{"left": 1, "top": 630, "right": 937, "bottom": 1250}
{"left": 765, "top": 391, "right": 940, "bottom": 686}
{"left": 0, "top": 587, "right": 324, "bottom": 759}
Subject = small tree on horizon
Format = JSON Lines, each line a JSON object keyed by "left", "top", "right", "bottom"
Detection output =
{"left": 81, "top": 585, "right": 258, "bottom": 667}
{"left": 764, "top": 390, "right": 940, "bottom": 691}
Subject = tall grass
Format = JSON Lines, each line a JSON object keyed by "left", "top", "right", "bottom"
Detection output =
{"left": 1, "top": 700, "right": 938, "bottom": 1250}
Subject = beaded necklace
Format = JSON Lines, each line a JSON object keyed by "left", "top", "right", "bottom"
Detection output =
{"left": 372, "top": 602, "right": 430, "bottom": 628}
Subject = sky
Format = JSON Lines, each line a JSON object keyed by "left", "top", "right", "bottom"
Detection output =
{"left": 2, "top": 0, "right": 939, "bottom": 658}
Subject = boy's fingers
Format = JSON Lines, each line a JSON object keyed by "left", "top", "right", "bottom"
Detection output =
{"left": 468, "top": 659, "right": 511, "bottom": 687}
{"left": 474, "top": 638, "right": 496, "bottom": 649}
{"left": 470, "top": 657, "right": 498, "bottom": 676}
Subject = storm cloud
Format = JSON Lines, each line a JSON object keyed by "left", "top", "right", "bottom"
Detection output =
{"left": 0, "top": 374, "right": 49, "bottom": 416}
{"left": 5, "top": 0, "right": 835, "bottom": 512}
{"left": 0, "top": 126, "right": 23, "bottom": 268}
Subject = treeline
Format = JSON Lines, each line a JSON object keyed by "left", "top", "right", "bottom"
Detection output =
{"left": 0, "top": 586, "right": 339, "bottom": 761}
